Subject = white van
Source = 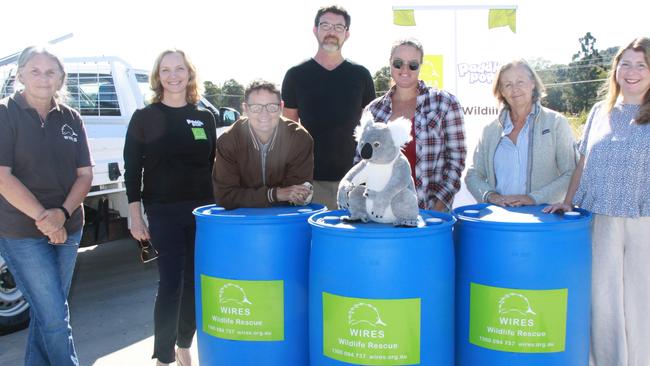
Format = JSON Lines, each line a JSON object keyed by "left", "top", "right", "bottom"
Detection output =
{"left": 0, "top": 55, "right": 239, "bottom": 334}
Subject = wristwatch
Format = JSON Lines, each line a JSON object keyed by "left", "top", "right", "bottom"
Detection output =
{"left": 58, "top": 206, "right": 71, "bottom": 221}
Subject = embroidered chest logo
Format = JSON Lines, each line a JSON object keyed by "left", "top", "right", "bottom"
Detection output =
{"left": 186, "top": 119, "right": 204, "bottom": 127}
{"left": 61, "top": 124, "right": 78, "bottom": 142}
{"left": 187, "top": 119, "right": 207, "bottom": 140}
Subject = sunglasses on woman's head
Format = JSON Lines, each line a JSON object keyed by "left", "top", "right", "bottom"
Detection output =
{"left": 392, "top": 59, "right": 420, "bottom": 71}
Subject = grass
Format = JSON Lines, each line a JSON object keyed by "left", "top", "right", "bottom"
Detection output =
{"left": 565, "top": 110, "right": 589, "bottom": 140}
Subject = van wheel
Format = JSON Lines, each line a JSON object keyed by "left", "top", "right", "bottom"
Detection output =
{"left": 0, "top": 255, "right": 30, "bottom": 335}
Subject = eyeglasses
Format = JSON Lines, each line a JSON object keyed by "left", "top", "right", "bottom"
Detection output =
{"left": 392, "top": 59, "right": 420, "bottom": 71}
{"left": 246, "top": 103, "right": 280, "bottom": 113}
{"left": 318, "top": 22, "right": 347, "bottom": 33}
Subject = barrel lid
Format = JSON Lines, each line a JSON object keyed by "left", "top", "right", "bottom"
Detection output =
{"left": 454, "top": 204, "right": 591, "bottom": 225}
{"left": 193, "top": 203, "right": 326, "bottom": 223}
{"left": 308, "top": 209, "right": 455, "bottom": 236}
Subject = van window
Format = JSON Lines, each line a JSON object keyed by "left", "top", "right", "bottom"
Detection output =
{"left": 136, "top": 73, "right": 153, "bottom": 105}
{"left": 0, "top": 76, "right": 16, "bottom": 98}
{"left": 67, "top": 73, "right": 121, "bottom": 116}
{"left": 1, "top": 73, "right": 120, "bottom": 116}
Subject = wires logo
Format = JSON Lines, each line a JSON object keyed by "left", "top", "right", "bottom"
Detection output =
{"left": 219, "top": 283, "right": 252, "bottom": 306}
{"left": 498, "top": 293, "right": 536, "bottom": 316}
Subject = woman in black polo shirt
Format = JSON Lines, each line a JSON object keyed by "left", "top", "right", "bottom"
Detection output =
{"left": 0, "top": 46, "right": 93, "bottom": 366}
{"left": 123, "top": 49, "right": 216, "bottom": 366}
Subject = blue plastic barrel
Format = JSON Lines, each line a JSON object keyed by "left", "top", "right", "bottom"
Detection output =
{"left": 454, "top": 204, "right": 592, "bottom": 366}
{"left": 309, "top": 210, "right": 456, "bottom": 366}
{"left": 193, "top": 203, "right": 325, "bottom": 366}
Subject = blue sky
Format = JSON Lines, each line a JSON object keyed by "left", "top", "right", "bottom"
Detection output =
{"left": 2, "top": 0, "right": 646, "bottom": 85}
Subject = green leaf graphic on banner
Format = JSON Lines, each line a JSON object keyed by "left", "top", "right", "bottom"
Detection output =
{"left": 488, "top": 9, "right": 516, "bottom": 33}
{"left": 393, "top": 9, "right": 416, "bottom": 26}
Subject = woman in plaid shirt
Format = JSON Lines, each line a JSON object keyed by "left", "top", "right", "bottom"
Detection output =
{"left": 366, "top": 38, "right": 466, "bottom": 211}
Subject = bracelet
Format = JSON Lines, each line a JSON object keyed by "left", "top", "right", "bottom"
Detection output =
{"left": 58, "top": 206, "right": 71, "bottom": 221}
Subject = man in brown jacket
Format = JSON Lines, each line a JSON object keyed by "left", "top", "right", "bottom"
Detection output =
{"left": 212, "top": 80, "right": 314, "bottom": 210}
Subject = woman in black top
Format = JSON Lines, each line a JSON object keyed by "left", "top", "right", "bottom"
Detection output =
{"left": 123, "top": 49, "right": 216, "bottom": 366}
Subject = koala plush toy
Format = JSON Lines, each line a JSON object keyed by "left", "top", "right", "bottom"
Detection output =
{"left": 337, "top": 114, "right": 419, "bottom": 227}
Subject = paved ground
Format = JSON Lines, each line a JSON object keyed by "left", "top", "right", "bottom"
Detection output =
{"left": 0, "top": 239, "right": 200, "bottom": 366}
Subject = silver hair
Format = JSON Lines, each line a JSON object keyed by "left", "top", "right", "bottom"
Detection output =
{"left": 16, "top": 45, "right": 67, "bottom": 102}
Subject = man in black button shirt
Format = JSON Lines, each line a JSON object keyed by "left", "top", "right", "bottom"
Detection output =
{"left": 282, "top": 5, "right": 375, "bottom": 210}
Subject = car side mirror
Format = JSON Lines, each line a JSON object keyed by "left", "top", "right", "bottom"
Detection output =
{"left": 220, "top": 107, "right": 240, "bottom": 126}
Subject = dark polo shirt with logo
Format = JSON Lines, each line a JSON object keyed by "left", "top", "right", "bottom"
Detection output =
{"left": 0, "top": 93, "right": 93, "bottom": 238}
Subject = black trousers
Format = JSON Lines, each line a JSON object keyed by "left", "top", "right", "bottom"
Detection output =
{"left": 145, "top": 200, "right": 208, "bottom": 363}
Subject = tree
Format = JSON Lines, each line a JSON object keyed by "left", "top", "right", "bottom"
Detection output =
{"left": 527, "top": 57, "right": 552, "bottom": 70}
{"left": 202, "top": 79, "right": 245, "bottom": 111}
{"left": 535, "top": 34, "right": 619, "bottom": 118}
{"left": 373, "top": 66, "right": 391, "bottom": 96}
{"left": 539, "top": 67, "right": 569, "bottom": 113}
{"left": 203, "top": 81, "right": 222, "bottom": 107}
{"left": 599, "top": 46, "right": 619, "bottom": 68}
{"left": 572, "top": 32, "right": 599, "bottom": 61}
{"left": 220, "top": 79, "right": 245, "bottom": 110}
{"left": 533, "top": 58, "right": 567, "bottom": 113}
{"left": 564, "top": 32, "right": 609, "bottom": 113}
{"left": 536, "top": 62, "right": 570, "bottom": 113}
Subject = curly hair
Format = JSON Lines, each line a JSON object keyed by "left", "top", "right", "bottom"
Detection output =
{"left": 244, "top": 79, "right": 281, "bottom": 103}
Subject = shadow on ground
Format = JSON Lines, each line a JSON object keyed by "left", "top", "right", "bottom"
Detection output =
{"left": 0, "top": 238, "right": 160, "bottom": 365}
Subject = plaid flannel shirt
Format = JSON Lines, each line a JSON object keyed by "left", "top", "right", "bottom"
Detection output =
{"left": 366, "top": 80, "right": 466, "bottom": 210}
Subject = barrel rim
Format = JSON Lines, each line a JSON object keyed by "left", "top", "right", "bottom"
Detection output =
{"left": 308, "top": 209, "right": 456, "bottom": 235}
{"left": 453, "top": 203, "right": 592, "bottom": 227}
{"left": 193, "top": 203, "right": 327, "bottom": 223}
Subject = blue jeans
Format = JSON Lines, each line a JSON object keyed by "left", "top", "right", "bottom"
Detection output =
{"left": 0, "top": 230, "right": 82, "bottom": 366}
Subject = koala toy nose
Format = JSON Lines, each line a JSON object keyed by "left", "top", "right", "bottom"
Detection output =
{"left": 360, "top": 143, "right": 373, "bottom": 159}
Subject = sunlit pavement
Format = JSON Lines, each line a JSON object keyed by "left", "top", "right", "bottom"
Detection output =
{"left": 91, "top": 336, "right": 199, "bottom": 366}
{"left": 0, "top": 239, "right": 200, "bottom": 366}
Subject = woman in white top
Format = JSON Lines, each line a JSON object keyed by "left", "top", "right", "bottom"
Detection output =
{"left": 545, "top": 37, "right": 650, "bottom": 366}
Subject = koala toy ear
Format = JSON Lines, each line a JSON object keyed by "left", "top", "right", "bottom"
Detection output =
{"left": 354, "top": 111, "right": 375, "bottom": 142}
{"left": 388, "top": 117, "right": 413, "bottom": 147}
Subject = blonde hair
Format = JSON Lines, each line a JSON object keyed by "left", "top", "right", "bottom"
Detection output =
{"left": 390, "top": 38, "right": 424, "bottom": 63}
{"left": 492, "top": 59, "right": 546, "bottom": 109}
{"left": 16, "top": 45, "right": 67, "bottom": 102}
{"left": 604, "top": 37, "right": 650, "bottom": 124}
{"left": 149, "top": 49, "right": 202, "bottom": 104}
